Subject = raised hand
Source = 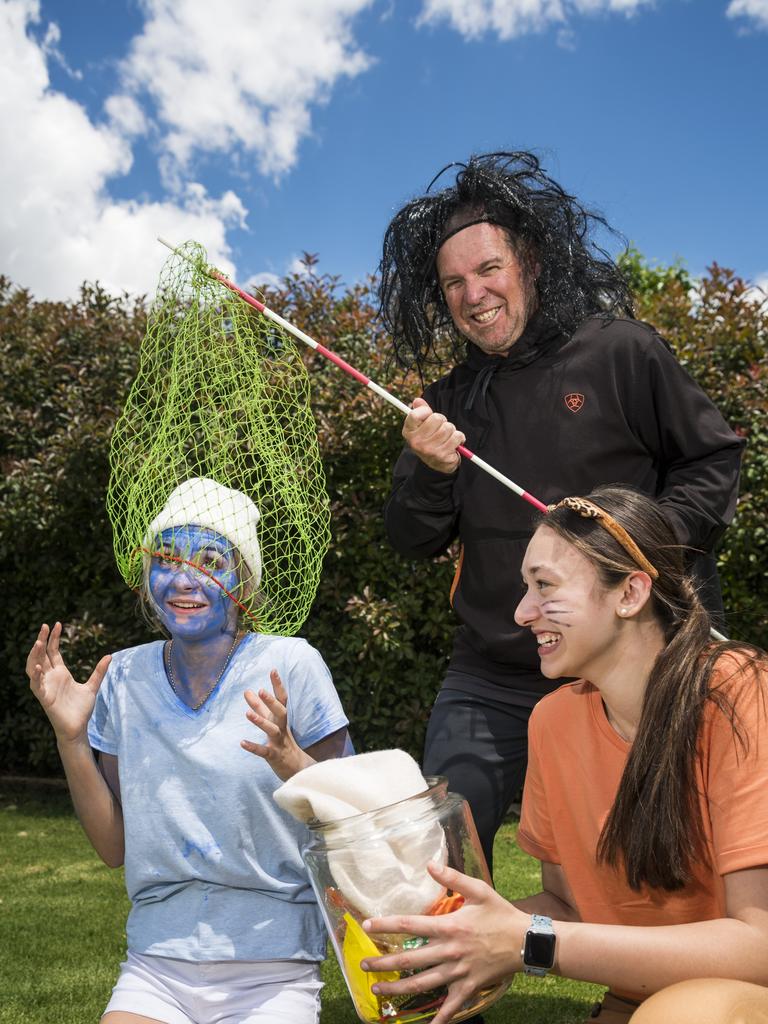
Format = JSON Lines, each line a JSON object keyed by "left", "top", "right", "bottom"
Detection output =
{"left": 241, "top": 669, "right": 314, "bottom": 782}
{"left": 26, "top": 623, "right": 112, "bottom": 744}
{"left": 402, "top": 397, "right": 466, "bottom": 474}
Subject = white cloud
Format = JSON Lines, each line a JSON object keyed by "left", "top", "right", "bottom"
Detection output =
{"left": 247, "top": 271, "right": 282, "bottom": 291}
{"left": 417, "top": 0, "right": 653, "bottom": 40}
{"left": 39, "top": 15, "right": 81, "bottom": 79}
{"left": 104, "top": 93, "right": 147, "bottom": 137}
{"left": 118, "top": 0, "right": 376, "bottom": 183}
{"left": 726, "top": 0, "right": 768, "bottom": 30}
{"left": 287, "top": 255, "right": 312, "bottom": 276}
{"left": 0, "top": 0, "right": 244, "bottom": 299}
{"left": 0, "top": 0, "right": 376, "bottom": 300}
{"left": 744, "top": 272, "right": 768, "bottom": 308}
{"left": 246, "top": 253, "right": 313, "bottom": 292}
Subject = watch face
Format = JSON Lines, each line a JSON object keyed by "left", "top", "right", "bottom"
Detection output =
{"left": 524, "top": 930, "right": 556, "bottom": 969}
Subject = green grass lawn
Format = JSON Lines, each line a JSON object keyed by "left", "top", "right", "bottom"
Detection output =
{"left": 0, "top": 780, "right": 603, "bottom": 1023}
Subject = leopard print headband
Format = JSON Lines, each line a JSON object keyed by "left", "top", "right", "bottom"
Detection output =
{"left": 547, "top": 496, "right": 659, "bottom": 580}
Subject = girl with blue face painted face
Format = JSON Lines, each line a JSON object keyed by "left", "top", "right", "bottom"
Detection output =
{"left": 27, "top": 477, "right": 350, "bottom": 1024}
{"left": 145, "top": 525, "right": 244, "bottom": 706}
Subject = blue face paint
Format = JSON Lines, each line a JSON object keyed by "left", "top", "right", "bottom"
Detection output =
{"left": 148, "top": 525, "right": 240, "bottom": 642}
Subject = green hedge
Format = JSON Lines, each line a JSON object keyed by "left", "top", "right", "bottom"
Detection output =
{"left": 619, "top": 252, "right": 768, "bottom": 646}
{"left": 1, "top": 280, "right": 150, "bottom": 772}
{"left": 2, "top": 256, "right": 766, "bottom": 775}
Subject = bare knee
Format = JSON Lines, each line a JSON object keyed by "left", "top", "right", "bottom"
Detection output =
{"left": 632, "top": 979, "right": 768, "bottom": 1024}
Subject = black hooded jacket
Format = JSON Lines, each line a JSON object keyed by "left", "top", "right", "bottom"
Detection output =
{"left": 384, "top": 314, "right": 745, "bottom": 706}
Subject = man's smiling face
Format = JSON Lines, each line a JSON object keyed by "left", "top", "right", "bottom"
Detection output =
{"left": 436, "top": 221, "right": 538, "bottom": 357}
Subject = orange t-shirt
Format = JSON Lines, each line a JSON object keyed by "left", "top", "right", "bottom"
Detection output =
{"left": 518, "top": 656, "right": 768, "bottom": 928}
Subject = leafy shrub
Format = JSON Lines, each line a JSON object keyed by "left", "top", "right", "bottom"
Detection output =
{"left": 620, "top": 251, "right": 768, "bottom": 645}
{"left": 0, "top": 279, "right": 151, "bottom": 772}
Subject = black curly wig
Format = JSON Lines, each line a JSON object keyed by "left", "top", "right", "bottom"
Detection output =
{"left": 378, "top": 151, "right": 634, "bottom": 369}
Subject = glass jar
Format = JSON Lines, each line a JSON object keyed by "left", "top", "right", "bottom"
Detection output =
{"left": 303, "top": 777, "right": 508, "bottom": 1023}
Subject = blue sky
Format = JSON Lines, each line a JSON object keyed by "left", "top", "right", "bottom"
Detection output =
{"left": 1, "top": 0, "right": 766, "bottom": 301}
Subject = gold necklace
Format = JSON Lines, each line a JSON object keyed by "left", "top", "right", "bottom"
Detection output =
{"left": 165, "top": 632, "right": 241, "bottom": 710}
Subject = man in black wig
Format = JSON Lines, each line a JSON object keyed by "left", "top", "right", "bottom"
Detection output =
{"left": 380, "top": 151, "right": 744, "bottom": 872}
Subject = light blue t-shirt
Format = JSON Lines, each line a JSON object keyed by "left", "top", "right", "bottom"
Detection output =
{"left": 87, "top": 633, "right": 348, "bottom": 962}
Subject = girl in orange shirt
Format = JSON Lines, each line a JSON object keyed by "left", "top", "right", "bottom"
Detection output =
{"left": 362, "top": 485, "right": 768, "bottom": 1024}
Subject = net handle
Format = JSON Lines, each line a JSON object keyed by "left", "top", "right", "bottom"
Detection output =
{"left": 157, "top": 238, "right": 548, "bottom": 514}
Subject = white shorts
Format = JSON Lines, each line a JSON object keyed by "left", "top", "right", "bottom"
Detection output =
{"left": 102, "top": 951, "right": 322, "bottom": 1024}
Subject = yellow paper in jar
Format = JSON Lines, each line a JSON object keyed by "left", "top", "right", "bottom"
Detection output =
{"left": 341, "top": 913, "right": 400, "bottom": 1020}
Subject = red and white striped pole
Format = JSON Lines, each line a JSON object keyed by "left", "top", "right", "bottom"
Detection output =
{"left": 158, "top": 238, "right": 549, "bottom": 514}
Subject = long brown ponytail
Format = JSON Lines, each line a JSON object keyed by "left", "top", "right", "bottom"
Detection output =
{"left": 543, "top": 485, "right": 765, "bottom": 891}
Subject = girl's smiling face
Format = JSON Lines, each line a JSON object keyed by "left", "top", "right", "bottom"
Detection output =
{"left": 148, "top": 525, "right": 240, "bottom": 641}
{"left": 514, "top": 525, "right": 622, "bottom": 680}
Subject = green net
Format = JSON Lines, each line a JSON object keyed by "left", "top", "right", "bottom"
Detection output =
{"left": 107, "top": 241, "right": 330, "bottom": 636}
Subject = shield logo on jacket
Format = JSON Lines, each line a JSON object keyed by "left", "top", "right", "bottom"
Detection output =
{"left": 564, "top": 392, "right": 585, "bottom": 412}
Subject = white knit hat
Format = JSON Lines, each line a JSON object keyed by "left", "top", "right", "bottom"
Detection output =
{"left": 146, "top": 477, "right": 262, "bottom": 587}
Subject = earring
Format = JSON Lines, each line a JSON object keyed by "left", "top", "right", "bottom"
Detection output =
{"left": 619, "top": 608, "right": 628, "bottom": 616}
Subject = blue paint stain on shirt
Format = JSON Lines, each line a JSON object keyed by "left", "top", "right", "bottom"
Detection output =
{"left": 181, "top": 838, "right": 221, "bottom": 862}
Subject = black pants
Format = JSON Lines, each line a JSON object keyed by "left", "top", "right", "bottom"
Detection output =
{"left": 422, "top": 685, "right": 532, "bottom": 873}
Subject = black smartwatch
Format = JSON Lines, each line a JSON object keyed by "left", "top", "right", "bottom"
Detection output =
{"left": 521, "top": 914, "right": 556, "bottom": 976}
